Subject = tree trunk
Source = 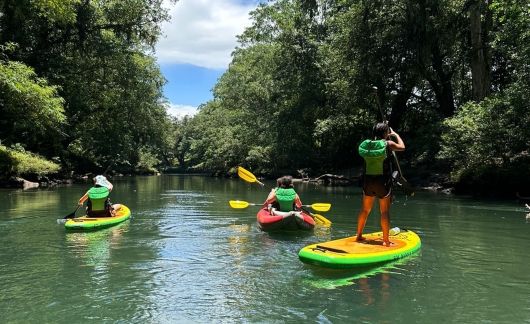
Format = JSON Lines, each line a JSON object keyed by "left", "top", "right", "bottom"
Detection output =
{"left": 389, "top": 84, "right": 414, "bottom": 128}
{"left": 469, "top": 0, "right": 491, "bottom": 101}
{"left": 425, "top": 42, "right": 456, "bottom": 118}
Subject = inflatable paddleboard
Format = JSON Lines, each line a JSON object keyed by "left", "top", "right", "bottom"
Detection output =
{"left": 65, "top": 204, "right": 131, "bottom": 230}
{"left": 299, "top": 229, "right": 421, "bottom": 268}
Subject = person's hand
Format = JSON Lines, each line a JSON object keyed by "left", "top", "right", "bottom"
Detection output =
{"left": 388, "top": 127, "right": 398, "bottom": 139}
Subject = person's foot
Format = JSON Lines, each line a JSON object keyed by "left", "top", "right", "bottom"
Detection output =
{"left": 383, "top": 240, "right": 394, "bottom": 247}
{"left": 355, "top": 235, "right": 366, "bottom": 242}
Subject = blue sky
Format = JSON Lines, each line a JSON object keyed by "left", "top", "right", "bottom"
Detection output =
{"left": 155, "top": 0, "right": 263, "bottom": 118}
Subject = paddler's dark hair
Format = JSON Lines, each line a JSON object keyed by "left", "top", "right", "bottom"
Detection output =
{"left": 279, "top": 176, "right": 294, "bottom": 188}
{"left": 372, "top": 122, "right": 389, "bottom": 139}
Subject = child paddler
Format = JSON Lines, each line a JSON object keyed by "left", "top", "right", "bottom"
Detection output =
{"left": 263, "top": 176, "right": 304, "bottom": 219}
{"left": 356, "top": 122, "right": 405, "bottom": 246}
{"left": 78, "top": 175, "right": 116, "bottom": 217}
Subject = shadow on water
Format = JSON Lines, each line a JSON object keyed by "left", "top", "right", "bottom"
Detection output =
{"left": 301, "top": 252, "right": 421, "bottom": 289}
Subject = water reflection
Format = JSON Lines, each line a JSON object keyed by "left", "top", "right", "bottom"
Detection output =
{"left": 65, "top": 222, "right": 130, "bottom": 270}
{"left": 226, "top": 223, "right": 252, "bottom": 262}
{"left": 0, "top": 189, "right": 60, "bottom": 219}
{"left": 302, "top": 253, "right": 420, "bottom": 290}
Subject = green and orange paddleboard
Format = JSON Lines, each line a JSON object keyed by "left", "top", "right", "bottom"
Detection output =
{"left": 299, "top": 229, "right": 421, "bottom": 269}
{"left": 64, "top": 204, "right": 131, "bottom": 230}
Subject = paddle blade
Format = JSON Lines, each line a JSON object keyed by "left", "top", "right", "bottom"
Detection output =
{"left": 313, "top": 213, "right": 332, "bottom": 227}
{"left": 237, "top": 166, "right": 264, "bottom": 186}
{"left": 396, "top": 178, "right": 415, "bottom": 196}
{"left": 229, "top": 200, "right": 250, "bottom": 209}
{"left": 310, "top": 203, "right": 331, "bottom": 212}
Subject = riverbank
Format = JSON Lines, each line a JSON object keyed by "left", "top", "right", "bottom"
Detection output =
{"left": 2, "top": 166, "right": 527, "bottom": 202}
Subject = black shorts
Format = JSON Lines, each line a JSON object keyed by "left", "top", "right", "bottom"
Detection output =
{"left": 87, "top": 209, "right": 112, "bottom": 217}
{"left": 362, "top": 175, "right": 392, "bottom": 199}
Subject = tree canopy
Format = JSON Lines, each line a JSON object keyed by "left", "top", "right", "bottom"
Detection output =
{"left": 1, "top": 0, "right": 528, "bottom": 196}
{"left": 0, "top": 0, "right": 175, "bottom": 175}
{"left": 174, "top": 0, "right": 529, "bottom": 195}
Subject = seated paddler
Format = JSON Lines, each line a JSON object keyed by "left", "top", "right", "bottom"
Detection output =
{"left": 263, "top": 175, "right": 304, "bottom": 219}
{"left": 78, "top": 175, "right": 115, "bottom": 217}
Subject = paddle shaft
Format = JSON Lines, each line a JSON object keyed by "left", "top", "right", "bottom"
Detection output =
{"left": 63, "top": 205, "right": 81, "bottom": 219}
{"left": 372, "top": 87, "right": 407, "bottom": 181}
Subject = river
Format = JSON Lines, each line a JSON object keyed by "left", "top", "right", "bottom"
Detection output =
{"left": 0, "top": 175, "right": 528, "bottom": 323}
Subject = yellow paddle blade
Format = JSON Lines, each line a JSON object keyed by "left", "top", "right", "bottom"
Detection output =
{"left": 229, "top": 200, "right": 250, "bottom": 209}
{"left": 312, "top": 213, "right": 332, "bottom": 227}
{"left": 237, "top": 166, "right": 264, "bottom": 186}
{"left": 308, "top": 203, "right": 331, "bottom": 212}
{"left": 229, "top": 200, "right": 260, "bottom": 209}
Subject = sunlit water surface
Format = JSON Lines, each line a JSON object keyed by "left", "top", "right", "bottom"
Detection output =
{"left": 0, "top": 175, "right": 529, "bottom": 323}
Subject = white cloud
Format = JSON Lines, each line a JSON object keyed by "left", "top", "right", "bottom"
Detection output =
{"left": 156, "top": 0, "right": 257, "bottom": 69}
{"left": 166, "top": 103, "right": 198, "bottom": 118}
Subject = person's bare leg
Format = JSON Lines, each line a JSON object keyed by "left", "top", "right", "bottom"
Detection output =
{"left": 379, "top": 196, "right": 392, "bottom": 246}
{"left": 356, "top": 195, "right": 375, "bottom": 241}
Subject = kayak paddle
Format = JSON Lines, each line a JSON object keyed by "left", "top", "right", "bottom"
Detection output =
{"left": 64, "top": 205, "right": 81, "bottom": 218}
{"left": 56, "top": 205, "right": 81, "bottom": 224}
{"left": 237, "top": 166, "right": 264, "bottom": 186}
{"left": 312, "top": 213, "right": 332, "bottom": 227}
{"left": 229, "top": 200, "right": 333, "bottom": 227}
{"left": 301, "top": 207, "right": 332, "bottom": 227}
{"left": 302, "top": 203, "right": 330, "bottom": 212}
{"left": 229, "top": 200, "right": 260, "bottom": 209}
{"left": 229, "top": 200, "right": 331, "bottom": 212}
{"left": 234, "top": 167, "right": 332, "bottom": 225}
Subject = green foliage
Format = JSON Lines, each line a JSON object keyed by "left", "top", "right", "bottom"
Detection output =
{"left": 0, "top": 145, "right": 61, "bottom": 176}
{"left": 182, "top": 0, "right": 529, "bottom": 195}
{"left": 439, "top": 85, "right": 530, "bottom": 193}
{"left": 0, "top": 59, "right": 66, "bottom": 153}
{"left": 136, "top": 146, "right": 161, "bottom": 174}
{"left": 0, "top": 0, "right": 174, "bottom": 175}
{"left": 31, "top": 0, "right": 81, "bottom": 24}
{"left": 185, "top": 102, "right": 249, "bottom": 172}
{"left": 1, "top": 0, "right": 528, "bottom": 195}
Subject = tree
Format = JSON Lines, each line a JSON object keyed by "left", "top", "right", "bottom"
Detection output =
{"left": 0, "top": 56, "right": 66, "bottom": 154}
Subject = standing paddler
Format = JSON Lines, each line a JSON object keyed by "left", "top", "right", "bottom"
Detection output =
{"left": 355, "top": 122, "right": 405, "bottom": 246}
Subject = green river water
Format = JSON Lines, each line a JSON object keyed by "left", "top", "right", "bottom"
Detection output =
{"left": 0, "top": 175, "right": 529, "bottom": 323}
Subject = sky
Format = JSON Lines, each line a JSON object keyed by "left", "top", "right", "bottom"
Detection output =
{"left": 155, "top": 0, "right": 263, "bottom": 118}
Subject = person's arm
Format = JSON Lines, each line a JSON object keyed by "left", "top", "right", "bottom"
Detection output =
{"left": 386, "top": 128, "right": 405, "bottom": 151}
{"left": 78, "top": 192, "right": 89, "bottom": 205}
{"left": 294, "top": 194, "right": 302, "bottom": 209}
{"left": 263, "top": 189, "right": 276, "bottom": 207}
{"left": 106, "top": 181, "right": 113, "bottom": 191}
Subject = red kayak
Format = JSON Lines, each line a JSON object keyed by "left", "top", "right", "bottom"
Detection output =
{"left": 257, "top": 207, "right": 315, "bottom": 232}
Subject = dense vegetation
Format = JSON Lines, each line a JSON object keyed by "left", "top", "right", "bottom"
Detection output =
{"left": 0, "top": 0, "right": 528, "bottom": 196}
{"left": 0, "top": 0, "right": 175, "bottom": 178}
{"left": 175, "top": 0, "right": 530, "bottom": 196}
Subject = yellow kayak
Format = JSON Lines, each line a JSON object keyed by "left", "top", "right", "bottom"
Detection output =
{"left": 64, "top": 204, "right": 131, "bottom": 230}
{"left": 299, "top": 229, "right": 421, "bottom": 268}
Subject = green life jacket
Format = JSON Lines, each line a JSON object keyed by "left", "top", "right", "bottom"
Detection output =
{"left": 87, "top": 186, "right": 110, "bottom": 211}
{"left": 358, "top": 139, "right": 388, "bottom": 175}
{"left": 276, "top": 187, "right": 297, "bottom": 212}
